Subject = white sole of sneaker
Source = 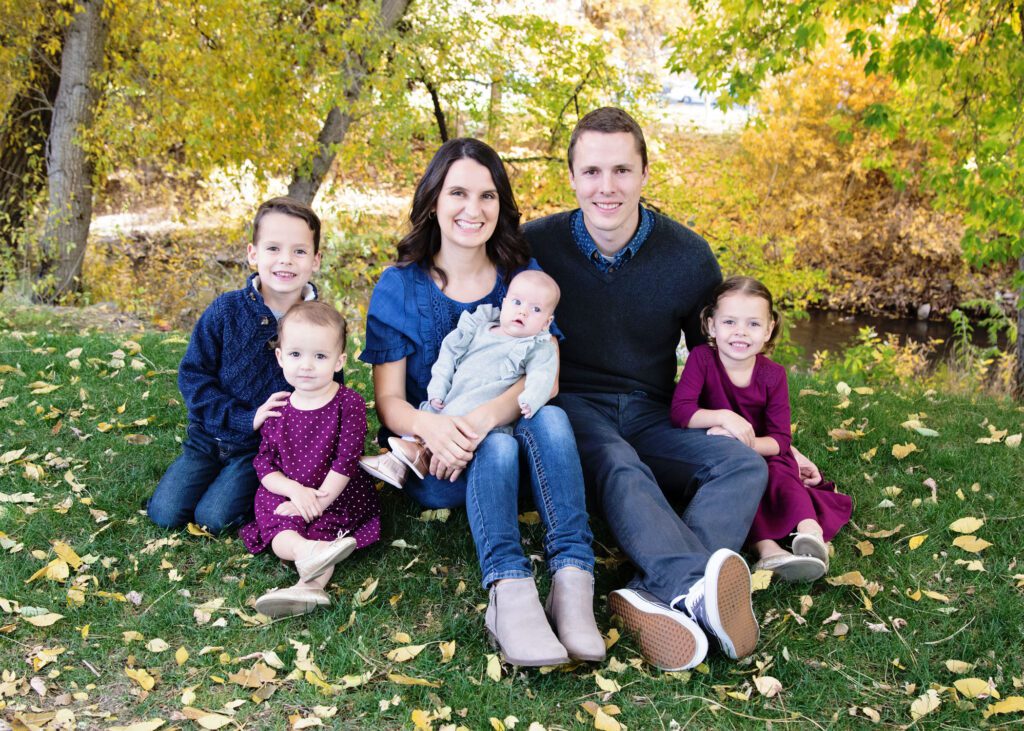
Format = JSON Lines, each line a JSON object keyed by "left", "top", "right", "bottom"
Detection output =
{"left": 609, "top": 589, "right": 708, "bottom": 671}
{"left": 703, "top": 550, "right": 759, "bottom": 660}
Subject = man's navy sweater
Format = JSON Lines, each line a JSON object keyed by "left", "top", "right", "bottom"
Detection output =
{"left": 524, "top": 210, "right": 722, "bottom": 403}
{"left": 178, "top": 273, "right": 317, "bottom": 447}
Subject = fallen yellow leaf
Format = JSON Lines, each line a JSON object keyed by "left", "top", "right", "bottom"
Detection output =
{"left": 486, "top": 654, "right": 502, "bottom": 682}
{"left": 826, "top": 571, "right": 867, "bottom": 587}
{"left": 952, "top": 535, "right": 992, "bottom": 553}
{"left": 948, "top": 517, "right": 984, "bottom": 534}
{"left": 954, "top": 677, "right": 999, "bottom": 699}
{"left": 908, "top": 535, "right": 927, "bottom": 550}
{"left": 750, "top": 569, "right": 772, "bottom": 591}
{"left": 910, "top": 689, "right": 941, "bottom": 720}
{"left": 892, "top": 443, "right": 918, "bottom": 460}
{"left": 982, "top": 696, "right": 1024, "bottom": 718}
{"left": 439, "top": 640, "right": 456, "bottom": 663}
{"left": 107, "top": 720, "right": 166, "bottom": 731}
{"left": 387, "top": 672, "right": 441, "bottom": 688}
{"left": 945, "top": 660, "right": 974, "bottom": 674}
{"left": 23, "top": 612, "right": 63, "bottom": 627}
{"left": 125, "top": 666, "right": 156, "bottom": 691}
{"left": 386, "top": 644, "right": 426, "bottom": 663}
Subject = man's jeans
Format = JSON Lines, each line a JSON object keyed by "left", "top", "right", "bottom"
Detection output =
{"left": 147, "top": 425, "right": 259, "bottom": 534}
{"left": 556, "top": 392, "right": 768, "bottom": 606}
{"left": 404, "top": 405, "right": 595, "bottom": 588}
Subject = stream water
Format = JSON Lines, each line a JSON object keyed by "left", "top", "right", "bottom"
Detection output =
{"left": 784, "top": 309, "right": 1009, "bottom": 365}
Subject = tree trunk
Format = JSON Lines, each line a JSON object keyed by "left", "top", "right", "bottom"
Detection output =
{"left": 422, "top": 77, "right": 449, "bottom": 143}
{"left": 1015, "top": 252, "right": 1024, "bottom": 400}
{"left": 287, "top": 0, "right": 410, "bottom": 205}
{"left": 35, "top": 0, "right": 109, "bottom": 301}
{"left": 0, "top": 46, "right": 62, "bottom": 286}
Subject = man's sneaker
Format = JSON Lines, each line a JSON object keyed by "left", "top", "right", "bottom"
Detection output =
{"left": 608, "top": 588, "right": 708, "bottom": 671}
{"left": 681, "top": 549, "right": 759, "bottom": 659}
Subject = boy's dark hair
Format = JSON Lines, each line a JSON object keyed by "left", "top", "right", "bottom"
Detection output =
{"left": 567, "top": 107, "right": 648, "bottom": 172}
{"left": 278, "top": 301, "right": 347, "bottom": 351}
{"left": 252, "top": 197, "right": 322, "bottom": 254}
{"left": 700, "top": 275, "right": 782, "bottom": 354}
{"left": 396, "top": 137, "right": 530, "bottom": 289}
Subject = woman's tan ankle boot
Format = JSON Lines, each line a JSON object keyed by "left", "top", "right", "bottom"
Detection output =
{"left": 485, "top": 578, "right": 569, "bottom": 666}
{"left": 545, "top": 568, "right": 606, "bottom": 662}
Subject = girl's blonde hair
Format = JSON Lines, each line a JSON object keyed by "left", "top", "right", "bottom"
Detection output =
{"left": 700, "top": 276, "right": 782, "bottom": 355}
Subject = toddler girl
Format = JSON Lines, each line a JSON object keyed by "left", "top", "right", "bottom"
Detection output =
{"left": 670, "top": 276, "right": 852, "bottom": 582}
{"left": 360, "top": 269, "right": 560, "bottom": 487}
{"left": 240, "top": 301, "right": 381, "bottom": 616}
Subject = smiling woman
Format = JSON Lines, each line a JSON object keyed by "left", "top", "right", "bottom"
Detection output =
{"left": 358, "top": 138, "right": 605, "bottom": 667}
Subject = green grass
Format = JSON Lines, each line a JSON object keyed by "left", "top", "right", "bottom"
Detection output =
{"left": 1, "top": 310, "right": 1023, "bottom": 730}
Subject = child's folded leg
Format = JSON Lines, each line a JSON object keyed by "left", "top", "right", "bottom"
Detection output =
{"left": 147, "top": 429, "right": 225, "bottom": 529}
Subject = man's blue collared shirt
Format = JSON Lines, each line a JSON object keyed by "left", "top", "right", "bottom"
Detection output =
{"left": 571, "top": 205, "right": 654, "bottom": 273}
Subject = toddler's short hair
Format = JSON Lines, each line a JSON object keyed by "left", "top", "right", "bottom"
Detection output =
{"left": 252, "top": 197, "right": 322, "bottom": 254}
{"left": 278, "top": 301, "right": 347, "bottom": 350}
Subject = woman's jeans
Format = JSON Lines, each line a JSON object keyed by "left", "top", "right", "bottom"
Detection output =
{"left": 404, "top": 406, "right": 595, "bottom": 588}
{"left": 147, "top": 425, "right": 259, "bottom": 534}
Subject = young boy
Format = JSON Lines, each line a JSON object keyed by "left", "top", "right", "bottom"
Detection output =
{"left": 147, "top": 197, "right": 325, "bottom": 534}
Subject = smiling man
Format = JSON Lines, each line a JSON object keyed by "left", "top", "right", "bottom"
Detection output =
{"left": 523, "top": 107, "right": 767, "bottom": 671}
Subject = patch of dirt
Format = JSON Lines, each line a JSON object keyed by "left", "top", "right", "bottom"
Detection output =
{"left": 3, "top": 299, "right": 150, "bottom": 334}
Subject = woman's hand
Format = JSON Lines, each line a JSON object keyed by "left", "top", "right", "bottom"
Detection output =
{"left": 415, "top": 411, "right": 481, "bottom": 477}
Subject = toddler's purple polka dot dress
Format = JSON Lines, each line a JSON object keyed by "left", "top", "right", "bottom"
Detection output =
{"left": 240, "top": 386, "right": 381, "bottom": 553}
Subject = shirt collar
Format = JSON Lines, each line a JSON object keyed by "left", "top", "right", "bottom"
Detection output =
{"left": 571, "top": 205, "right": 654, "bottom": 273}
{"left": 250, "top": 274, "right": 316, "bottom": 319}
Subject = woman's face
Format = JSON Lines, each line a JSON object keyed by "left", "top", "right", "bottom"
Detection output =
{"left": 433, "top": 158, "right": 500, "bottom": 255}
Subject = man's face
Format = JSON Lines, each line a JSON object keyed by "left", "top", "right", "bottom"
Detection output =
{"left": 568, "top": 131, "right": 648, "bottom": 254}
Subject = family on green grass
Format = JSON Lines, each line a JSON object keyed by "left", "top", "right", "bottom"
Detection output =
{"left": 146, "top": 108, "right": 853, "bottom": 671}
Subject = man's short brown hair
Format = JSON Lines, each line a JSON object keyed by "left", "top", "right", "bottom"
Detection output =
{"left": 567, "top": 107, "right": 648, "bottom": 172}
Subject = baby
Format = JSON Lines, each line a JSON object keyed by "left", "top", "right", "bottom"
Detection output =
{"left": 361, "top": 269, "right": 560, "bottom": 487}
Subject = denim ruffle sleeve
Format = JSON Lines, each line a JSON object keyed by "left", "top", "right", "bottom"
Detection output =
{"left": 359, "top": 266, "right": 417, "bottom": 365}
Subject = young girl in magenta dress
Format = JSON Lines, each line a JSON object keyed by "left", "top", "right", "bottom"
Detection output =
{"left": 670, "top": 276, "right": 852, "bottom": 582}
{"left": 240, "top": 301, "right": 381, "bottom": 617}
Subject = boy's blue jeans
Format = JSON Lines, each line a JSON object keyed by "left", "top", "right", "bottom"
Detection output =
{"left": 147, "top": 425, "right": 259, "bottom": 534}
{"left": 403, "top": 405, "right": 595, "bottom": 588}
{"left": 555, "top": 391, "right": 768, "bottom": 606}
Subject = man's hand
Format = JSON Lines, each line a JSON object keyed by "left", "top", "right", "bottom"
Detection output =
{"left": 254, "top": 391, "right": 290, "bottom": 431}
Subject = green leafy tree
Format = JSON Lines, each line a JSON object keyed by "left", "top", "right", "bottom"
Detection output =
{"left": 667, "top": 1, "right": 1024, "bottom": 397}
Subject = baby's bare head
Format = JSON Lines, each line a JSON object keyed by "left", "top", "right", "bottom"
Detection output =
{"left": 499, "top": 270, "right": 560, "bottom": 338}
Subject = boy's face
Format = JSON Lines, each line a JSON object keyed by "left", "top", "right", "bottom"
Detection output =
{"left": 275, "top": 319, "right": 346, "bottom": 395}
{"left": 499, "top": 278, "right": 556, "bottom": 338}
{"left": 568, "top": 131, "right": 648, "bottom": 255}
{"left": 247, "top": 211, "right": 321, "bottom": 310}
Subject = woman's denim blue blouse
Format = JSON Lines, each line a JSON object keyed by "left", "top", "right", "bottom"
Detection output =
{"left": 359, "top": 259, "right": 552, "bottom": 409}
